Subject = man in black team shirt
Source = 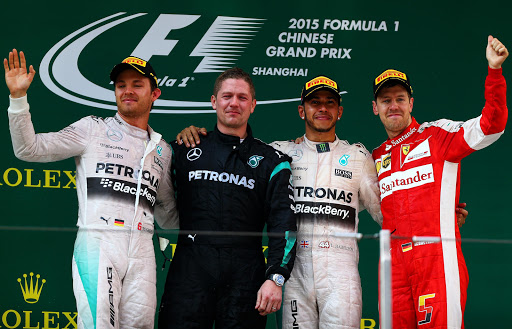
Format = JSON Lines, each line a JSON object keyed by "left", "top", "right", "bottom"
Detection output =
{"left": 158, "top": 67, "right": 297, "bottom": 329}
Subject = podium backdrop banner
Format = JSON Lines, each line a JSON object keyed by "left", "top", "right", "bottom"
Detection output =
{"left": 2, "top": 1, "right": 511, "bottom": 327}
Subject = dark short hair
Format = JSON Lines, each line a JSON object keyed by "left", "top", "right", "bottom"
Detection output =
{"left": 375, "top": 80, "right": 412, "bottom": 99}
{"left": 149, "top": 79, "right": 157, "bottom": 91}
{"left": 213, "top": 67, "right": 255, "bottom": 99}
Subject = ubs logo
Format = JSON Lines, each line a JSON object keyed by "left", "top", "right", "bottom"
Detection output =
{"left": 187, "top": 148, "right": 202, "bottom": 161}
{"left": 382, "top": 155, "right": 391, "bottom": 168}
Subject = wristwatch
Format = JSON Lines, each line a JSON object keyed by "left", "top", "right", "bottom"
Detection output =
{"left": 268, "top": 273, "right": 285, "bottom": 287}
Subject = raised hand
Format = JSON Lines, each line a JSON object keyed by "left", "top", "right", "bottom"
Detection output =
{"left": 487, "top": 35, "right": 509, "bottom": 69}
{"left": 4, "top": 49, "right": 36, "bottom": 98}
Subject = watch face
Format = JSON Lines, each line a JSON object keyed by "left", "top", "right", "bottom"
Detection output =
{"left": 274, "top": 274, "right": 285, "bottom": 286}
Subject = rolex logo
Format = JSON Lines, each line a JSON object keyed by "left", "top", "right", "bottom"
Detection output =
{"left": 18, "top": 272, "right": 46, "bottom": 304}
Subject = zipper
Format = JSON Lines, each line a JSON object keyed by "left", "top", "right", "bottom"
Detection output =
{"left": 127, "top": 136, "right": 156, "bottom": 255}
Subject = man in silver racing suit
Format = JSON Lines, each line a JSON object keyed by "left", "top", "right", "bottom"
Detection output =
{"left": 4, "top": 50, "right": 178, "bottom": 329}
{"left": 271, "top": 76, "right": 382, "bottom": 329}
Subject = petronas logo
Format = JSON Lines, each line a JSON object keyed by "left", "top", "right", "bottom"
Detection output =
{"left": 339, "top": 154, "right": 350, "bottom": 166}
{"left": 248, "top": 155, "right": 264, "bottom": 168}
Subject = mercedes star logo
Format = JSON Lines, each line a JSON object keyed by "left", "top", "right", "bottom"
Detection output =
{"left": 187, "top": 148, "right": 202, "bottom": 161}
{"left": 106, "top": 129, "right": 123, "bottom": 142}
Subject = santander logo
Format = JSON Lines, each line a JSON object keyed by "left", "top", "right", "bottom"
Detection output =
{"left": 379, "top": 164, "right": 434, "bottom": 199}
{"left": 39, "top": 13, "right": 300, "bottom": 114}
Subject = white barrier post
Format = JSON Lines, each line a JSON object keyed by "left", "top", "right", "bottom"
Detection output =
{"left": 379, "top": 229, "right": 392, "bottom": 329}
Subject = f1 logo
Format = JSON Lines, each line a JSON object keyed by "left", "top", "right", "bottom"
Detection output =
{"left": 131, "top": 14, "right": 200, "bottom": 61}
{"left": 40, "top": 13, "right": 265, "bottom": 112}
{"left": 418, "top": 293, "right": 436, "bottom": 325}
{"left": 131, "top": 14, "right": 264, "bottom": 73}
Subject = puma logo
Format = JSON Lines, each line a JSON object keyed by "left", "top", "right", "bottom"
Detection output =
{"left": 188, "top": 234, "right": 196, "bottom": 242}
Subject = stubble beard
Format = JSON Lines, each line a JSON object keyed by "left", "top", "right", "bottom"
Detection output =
{"left": 383, "top": 116, "right": 409, "bottom": 137}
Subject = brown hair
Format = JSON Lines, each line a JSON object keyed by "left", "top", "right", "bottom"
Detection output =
{"left": 213, "top": 67, "right": 255, "bottom": 99}
{"left": 375, "top": 80, "right": 412, "bottom": 99}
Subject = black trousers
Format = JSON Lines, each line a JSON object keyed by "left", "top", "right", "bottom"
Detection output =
{"left": 158, "top": 244, "right": 267, "bottom": 329}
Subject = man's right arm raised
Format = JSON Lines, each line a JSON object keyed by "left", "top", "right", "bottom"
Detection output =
{"left": 5, "top": 49, "right": 88, "bottom": 162}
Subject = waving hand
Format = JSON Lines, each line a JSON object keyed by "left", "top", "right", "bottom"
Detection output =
{"left": 4, "top": 49, "right": 36, "bottom": 98}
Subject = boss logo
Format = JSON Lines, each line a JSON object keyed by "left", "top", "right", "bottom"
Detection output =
{"left": 334, "top": 168, "right": 352, "bottom": 179}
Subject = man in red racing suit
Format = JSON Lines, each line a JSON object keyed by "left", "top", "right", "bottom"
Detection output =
{"left": 371, "top": 35, "right": 508, "bottom": 328}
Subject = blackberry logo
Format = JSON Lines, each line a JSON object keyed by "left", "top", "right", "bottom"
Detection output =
{"left": 101, "top": 178, "right": 113, "bottom": 187}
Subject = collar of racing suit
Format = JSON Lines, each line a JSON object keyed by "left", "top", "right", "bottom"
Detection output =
{"left": 212, "top": 124, "right": 254, "bottom": 146}
{"left": 114, "top": 113, "right": 162, "bottom": 144}
{"left": 303, "top": 134, "right": 340, "bottom": 151}
{"left": 385, "top": 117, "right": 420, "bottom": 151}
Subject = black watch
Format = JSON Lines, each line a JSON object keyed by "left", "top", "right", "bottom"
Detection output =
{"left": 268, "top": 273, "right": 285, "bottom": 287}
